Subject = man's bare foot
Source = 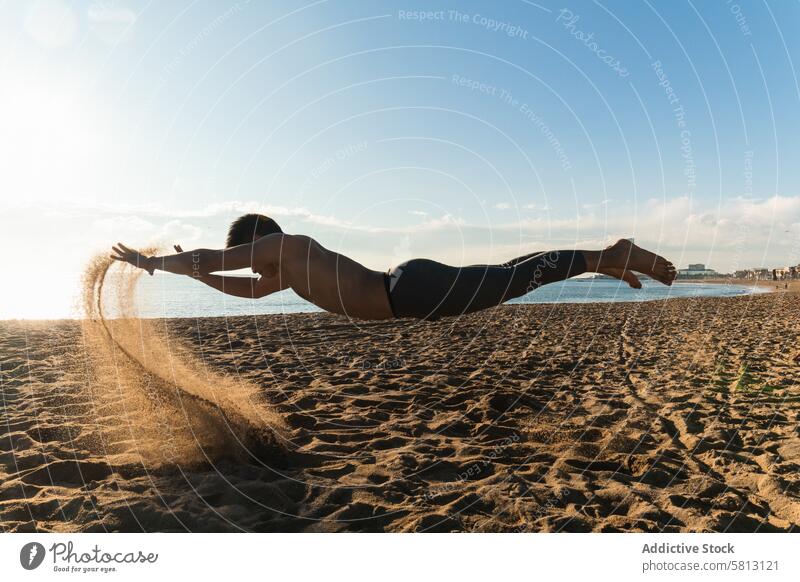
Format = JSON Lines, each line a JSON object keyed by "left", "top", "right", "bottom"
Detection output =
{"left": 589, "top": 239, "right": 676, "bottom": 286}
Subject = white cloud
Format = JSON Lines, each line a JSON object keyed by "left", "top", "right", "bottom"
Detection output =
{"left": 88, "top": 4, "right": 138, "bottom": 45}
{"left": 507, "top": 195, "right": 800, "bottom": 270}
{"left": 581, "top": 198, "right": 612, "bottom": 209}
{"left": 25, "top": 0, "right": 77, "bottom": 47}
{"left": 11, "top": 195, "right": 800, "bottom": 272}
{"left": 93, "top": 215, "right": 155, "bottom": 233}
{"left": 524, "top": 203, "right": 550, "bottom": 211}
{"left": 410, "top": 213, "right": 467, "bottom": 231}
{"left": 493, "top": 202, "right": 512, "bottom": 210}
{"left": 155, "top": 219, "right": 203, "bottom": 244}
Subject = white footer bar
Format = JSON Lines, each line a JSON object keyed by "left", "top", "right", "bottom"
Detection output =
{"left": 1, "top": 533, "right": 797, "bottom": 581}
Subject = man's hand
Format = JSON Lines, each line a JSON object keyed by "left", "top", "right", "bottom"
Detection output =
{"left": 110, "top": 243, "right": 155, "bottom": 275}
{"left": 172, "top": 244, "right": 194, "bottom": 277}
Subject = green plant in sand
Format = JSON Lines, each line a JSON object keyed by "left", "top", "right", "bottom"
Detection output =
{"left": 709, "top": 358, "right": 780, "bottom": 394}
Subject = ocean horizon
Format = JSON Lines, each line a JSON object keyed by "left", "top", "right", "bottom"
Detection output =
{"left": 93, "top": 274, "right": 768, "bottom": 320}
{"left": 2, "top": 275, "right": 769, "bottom": 321}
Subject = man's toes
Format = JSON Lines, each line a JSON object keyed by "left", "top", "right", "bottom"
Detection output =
{"left": 649, "top": 257, "right": 675, "bottom": 283}
{"left": 623, "top": 270, "right": 642, "bottom": 289}
{"left": 650, "top": 266, "right": 669, "bottom": 285}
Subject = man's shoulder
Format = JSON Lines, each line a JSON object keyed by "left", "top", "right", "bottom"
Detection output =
{"left": 257, "top": 233, "right": 321, "bottom": 254}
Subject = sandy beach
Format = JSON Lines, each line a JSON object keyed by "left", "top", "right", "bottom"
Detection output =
{"left": 2, "top": 289, "right": 799, "bottom": 532}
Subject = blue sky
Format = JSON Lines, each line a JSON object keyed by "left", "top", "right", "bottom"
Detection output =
{"left": 1, "top": 0, "right": 799, "bottom": 317}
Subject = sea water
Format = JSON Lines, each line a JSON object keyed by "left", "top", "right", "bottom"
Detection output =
{"left": 128, "top": 275, "right": 767, "bottom": 320}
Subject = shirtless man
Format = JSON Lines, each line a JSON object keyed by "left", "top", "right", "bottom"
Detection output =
{"left": 111, "top": 213, "right": 677, "bottom": 321}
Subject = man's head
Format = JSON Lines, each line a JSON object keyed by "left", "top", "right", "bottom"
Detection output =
{"left": 226, "top": 213, "right": 283, "bottom": 247}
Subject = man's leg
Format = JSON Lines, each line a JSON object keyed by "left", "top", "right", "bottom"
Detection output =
{"left": 498, "top": 250, "right": 587, "bottom": 301}
{"left": 456, "top": 240, "right": 675, "bottom": 316}
{"left": 500, "top": 250, "right": 542, "bottom": 268}
{"left": 579, "top": 239, "right": 675, "bottom": 285}
{"left": 387, "top": 240, "right": 676, "bottom": 320}
{"left": 501, "top": 241, "right": 676, "bottom": 286}
{"left": 466, "top": 249, "right": 544, "bottom": 268}
{"left": 387, "top": 252, "right": 584, "bottom": 320}
{"left": 433, "top": 250, "right": 588, "bottom": 318}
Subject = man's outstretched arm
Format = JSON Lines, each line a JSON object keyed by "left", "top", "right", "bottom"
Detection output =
{"left": 170, "top": 245, "right": 283, "bottom": 299}
{"left": 111, "top": 233, "right": 288, "bottom": 276}
{"left": 189, "top": 273, "right": 272, "bottom": 298}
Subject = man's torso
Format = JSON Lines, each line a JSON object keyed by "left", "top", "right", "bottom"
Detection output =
{"left": 273, "top": 235, "right": 394, "bottom": 320}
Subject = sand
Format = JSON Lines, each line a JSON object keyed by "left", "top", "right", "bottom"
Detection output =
{"left": 2, "top": 289, "right": 800, "bottom": 532}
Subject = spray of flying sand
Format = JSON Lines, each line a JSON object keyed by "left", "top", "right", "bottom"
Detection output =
{"left": 80, "top": 251, "right": 288, "bottom": 468}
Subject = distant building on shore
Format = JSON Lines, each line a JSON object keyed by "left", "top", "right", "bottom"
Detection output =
{"left": 734, "top": 266, "right": 799, "bottom": 280}
{"left": 676, "top": 263, "right": 719, "bottom": 279}
{"left": 772, "top": 266, "right": 798, "bottom": 280}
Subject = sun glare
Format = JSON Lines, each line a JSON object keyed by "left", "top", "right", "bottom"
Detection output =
{"left": 0, "top": 73, "right": 106, "bottom": 203}
{"left": 0, "top": 71, "right": 109, "bottom": 319}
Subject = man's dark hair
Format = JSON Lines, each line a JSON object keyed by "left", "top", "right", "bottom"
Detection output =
{"left": 226, "top": 213, "right": 283, "bottom": 247}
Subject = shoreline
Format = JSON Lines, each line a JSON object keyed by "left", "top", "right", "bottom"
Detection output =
{"left": 0, "top": 280, "right": 772, "bottom": 323}
{"left": 695, "top": 277, "right": 800, "bottom": 293}
{"left": 673, "top": 278, "right": 775, "bottom": 292}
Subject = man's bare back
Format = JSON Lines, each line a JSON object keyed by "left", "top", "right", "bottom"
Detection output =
{"left": 111, "top": 213, "right": 676, "bottom": 321}
{"left": 275, "top": 235, "right": 394, "bottom": 320}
